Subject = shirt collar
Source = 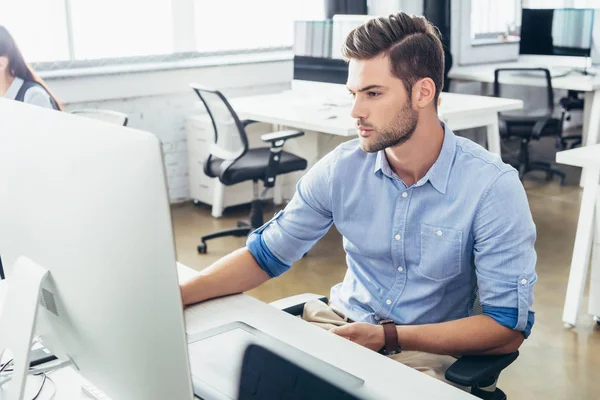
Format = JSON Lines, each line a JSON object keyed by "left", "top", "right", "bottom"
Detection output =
{"left": 3, "top": 77, "right": 24, "bottom": 100}
{"left": 373, "top": 121, "right": 456, "bottom": 195}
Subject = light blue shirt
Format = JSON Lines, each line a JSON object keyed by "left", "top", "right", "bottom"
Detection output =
{"left": 247, "top": 123, "right": 537, "bottom": 337}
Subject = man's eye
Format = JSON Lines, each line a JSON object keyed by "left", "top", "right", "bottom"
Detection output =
{"left": 367, "top": 92, "right": 381, "bottom": 98}
{"left": 348, "top": 92, "right": 356, "bottom": 98}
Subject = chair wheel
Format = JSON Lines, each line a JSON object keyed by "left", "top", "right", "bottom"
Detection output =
{"left": 197, "top": 242, "right": 207, "bottom": 254}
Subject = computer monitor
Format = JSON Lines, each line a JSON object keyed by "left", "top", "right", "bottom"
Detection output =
{"left": 238, "top": 344, "right": 365, "bottom": 400}
{"left": 520, "top": 8, "right": 595, "bottom": 57}
{"left": 0, "top": 99, "right": 194, "bottom": 399}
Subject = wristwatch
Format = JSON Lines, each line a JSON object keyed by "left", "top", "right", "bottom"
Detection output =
{"left": 378, "top": 319, "right": 401, "bottom": 355}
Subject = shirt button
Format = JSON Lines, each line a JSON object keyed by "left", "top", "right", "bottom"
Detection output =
{"left": 386, "top": 299, "right": 392, "bottom": 305}
{"left": 375, "top": 316, "right": 381, "bottom": 321}
{"left": 394, "top": 234, "right": 401, "bottom": 240}
{"left": 401, "top": 192, "right": 408, "bottom": 198}
{"left": 521, "top": 279, "right": 528, "bottom": 285}
{"left": 397, "top": 266, "right": 403, "bottom": 272}
{"left": 436, "top": 230, "right": 443, "bottom": 236}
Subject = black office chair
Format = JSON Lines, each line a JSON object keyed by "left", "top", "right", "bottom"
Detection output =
{"left": 190, "top": 84, "right": 308, "bottom": 254}
{"left": 558, "top": 90, "right": 584, "bottom": 149}
{"left": 493, "top": 68, "right": 566, "bottom": 184}
{"left": 270, "top": 292, "right": 518, "bottom": 400}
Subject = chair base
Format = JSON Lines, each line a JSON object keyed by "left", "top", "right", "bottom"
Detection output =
{"left": 516, "top": 161, "right": 566, "bottom": 185}
{"left": 197, "top": 198, "right": 264, "bottom": 254}
{"left": 198, "top": 226, "right": 252, "bottom": 253}
{"left": 472, "top": 387, "right": 506, "bottom": 400}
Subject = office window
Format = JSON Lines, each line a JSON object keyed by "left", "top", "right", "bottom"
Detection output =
{"left": 1, "top": 0, "right": 172, "bottom": 63}
{"left": 2, "top": 0, "right": 323, "bottom": 66}
{"left": 194, "top": 0, "right": 325, "bottom": 53}
{"left": 471, "top": 0, "right": 521, "bottom": 40}
{"left": 70, "top": 0, "right": 173, "bottom": 60}
{"left": 524, "top": 0, "right": 599, "bottom": 7}
{"left": 0, "top": 0, "right": 70, "bottom": 63}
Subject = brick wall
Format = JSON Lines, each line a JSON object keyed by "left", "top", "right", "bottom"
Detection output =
{"left": 47, "top": 54, "right": 293, "bottom": 203}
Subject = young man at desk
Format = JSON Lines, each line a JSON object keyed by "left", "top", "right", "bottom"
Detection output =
{"left": 181, "top": 12, "right": 537, "bottom": 388}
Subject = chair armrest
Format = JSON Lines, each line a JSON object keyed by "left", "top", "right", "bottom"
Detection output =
{"left": 444, "top": 351, "right": 519, "bottom": 387}
{"left": 269, "top": 293, "right": 328, "bottom": 316}
{"left": 260, "top": 130, "right": 304, "bottom": 144}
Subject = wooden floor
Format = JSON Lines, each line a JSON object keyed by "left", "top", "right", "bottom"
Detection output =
{"left": 171, "top": 172, "right": 600, "bottom": 400}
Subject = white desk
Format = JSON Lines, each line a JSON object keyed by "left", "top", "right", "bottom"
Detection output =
{"left": 0, "top": 263, "right": 474, "bottom": 399}
{"left": 231, "top": 80, "right": 523, "bottom": 157}
{"left": 556, "top": 144, "right": 600, "bottom": 327}
{"left": 449, "top": 61, "right": 600, "bottom": 186}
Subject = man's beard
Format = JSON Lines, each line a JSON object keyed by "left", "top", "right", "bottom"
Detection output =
{"left": 359, "top": 103, "right": 418, "bottom": 153}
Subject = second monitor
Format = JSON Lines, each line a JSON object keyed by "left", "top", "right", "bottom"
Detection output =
{"left": 519, "top": 7, "right": 595, "bottom": 58}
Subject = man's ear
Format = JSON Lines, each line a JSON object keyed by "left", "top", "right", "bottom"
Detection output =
{"left": 413, "top": 78, "right": 436, "bottom": 109}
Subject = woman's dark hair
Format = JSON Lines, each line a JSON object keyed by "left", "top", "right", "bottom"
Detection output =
{"left": 0, "top": 25, "right": 62, "bottom": 110}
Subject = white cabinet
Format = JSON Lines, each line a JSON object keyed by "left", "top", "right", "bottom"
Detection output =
{"left": 187, "top": 116, "right": 292, "bottom": 218}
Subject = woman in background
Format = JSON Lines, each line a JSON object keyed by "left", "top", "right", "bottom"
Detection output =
{"left": 0, "top": 25, "right": 61, "bottom": 110}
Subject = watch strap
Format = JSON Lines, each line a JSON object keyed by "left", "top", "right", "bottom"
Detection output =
{"left": 379, "top": 319, "right": 401, "bottom": 355}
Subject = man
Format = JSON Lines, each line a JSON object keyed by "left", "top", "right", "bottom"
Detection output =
{"left": 181, "top": 12, "right": 537, "bottom": 387}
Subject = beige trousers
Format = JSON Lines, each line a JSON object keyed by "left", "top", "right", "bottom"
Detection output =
{"left": 302, "top": 299, "right": 469, "bottom": 392}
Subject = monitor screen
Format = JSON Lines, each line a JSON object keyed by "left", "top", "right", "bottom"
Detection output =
{"left": 520, "top": 8, "right": 594, "bottom": 57}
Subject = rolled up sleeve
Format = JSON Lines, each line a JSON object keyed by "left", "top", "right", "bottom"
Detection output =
{"left": 473, "top": 170, "right": 538, "bottom": 335}
{"left": 246, "top": 147, "right": 337, "bottom": 276}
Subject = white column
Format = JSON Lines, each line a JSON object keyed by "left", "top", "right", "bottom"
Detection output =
{"left": 171, "top": 0, "right": 197, "bottom": 52}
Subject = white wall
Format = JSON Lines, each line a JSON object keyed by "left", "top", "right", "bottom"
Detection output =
{"left": 452, "top": 0, "right": 519, "bottom": 66}
{"left": 43, "top": 53, "right": 293, "bottom": 203}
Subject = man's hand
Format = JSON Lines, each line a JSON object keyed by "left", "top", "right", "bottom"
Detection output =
{"left": 330, "top": 322, "right": 385, "bottom": 352}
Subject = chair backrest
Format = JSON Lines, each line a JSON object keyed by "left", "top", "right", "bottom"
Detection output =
{"left": 189, "top": 84, "right": 248, "bottom": 165}
{"left": 70, "top": 109, "right": 129, "bottom": 126}
{"left": 493, "top": 68, "right": 554, "bottom": 117}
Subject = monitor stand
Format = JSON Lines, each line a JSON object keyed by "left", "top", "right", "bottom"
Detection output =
{"left": 571, "top": 68, "right": 596, "bottom": 76}
{"left": 571, "top": 56, "right": 597, "bottom": 76}
{"left": 0, "top": 257, "right": 69, "bottom": 400}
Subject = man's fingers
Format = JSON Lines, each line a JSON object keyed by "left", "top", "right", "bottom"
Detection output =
{"left": 331, "top": 325, "right": 355, "bottom": 340}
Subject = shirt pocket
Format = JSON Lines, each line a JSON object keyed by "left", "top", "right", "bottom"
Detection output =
{"left": 418, "top": 222, "right": 463, "bottom": 282}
